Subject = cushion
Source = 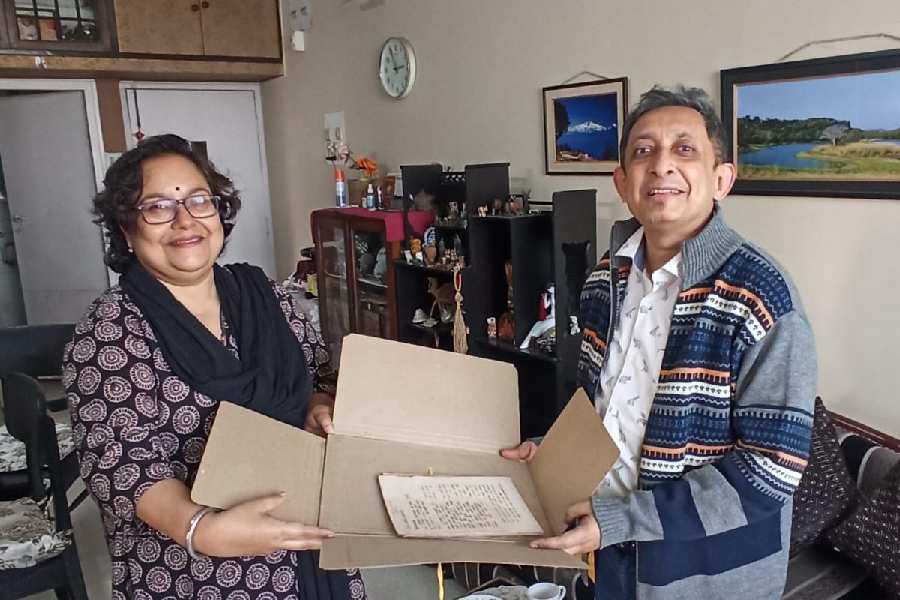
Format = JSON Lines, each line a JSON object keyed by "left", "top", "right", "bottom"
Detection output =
{"left": 0, "top": 497, "right": 71, "bottom": 570}
{"left": 827, "top": 461, "right": 900, "bottom": 598}
{"left": 0, "top": 423, "right": 75, "bottom": 473}
{"left": 789, "top": 398, "right": 858, "bottom": 554}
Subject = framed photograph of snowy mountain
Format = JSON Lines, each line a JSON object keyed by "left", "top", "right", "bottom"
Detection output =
{"left": 722, "top": 49, "right": 900, "bottom": 199}
{"left": 543, "top": 77, "right": 628, "bottom": 175}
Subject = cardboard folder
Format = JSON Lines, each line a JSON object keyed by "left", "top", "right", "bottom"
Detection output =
{"left": 192, "top": 334, "right": 618, "bottom": 569}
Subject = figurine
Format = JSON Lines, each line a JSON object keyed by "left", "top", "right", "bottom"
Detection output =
{"left": 497, "top": 311, "right": 515, "bottom": 342}
{"left": 452, "top": 235, "right": 463, "bottom": 259}
{"left": 520, "top": 285, "right": 555, "bottom": 350}
{"left": 486, "top": 317, "right": 497, "bottom": 339}
{"left": 498, "top": 261, "right": 515, "bottom": 342}
{"left": 427, "top": 277, "right": 456, "bottom": 324}
{"left": 448, "top": 201, "right": 460, "bottom": 225}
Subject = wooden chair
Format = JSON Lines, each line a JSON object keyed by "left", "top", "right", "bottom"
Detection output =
{"left": 0, "top": 372, "right": 88, "bottom": 600}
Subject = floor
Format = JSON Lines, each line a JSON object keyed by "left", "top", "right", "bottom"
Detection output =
{"left": 24, "top": 482, "right": 468, "bottom": 599}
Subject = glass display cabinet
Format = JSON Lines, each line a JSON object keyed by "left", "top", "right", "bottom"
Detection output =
{"left": 311, "top": 207, "right": 433, "bottom": 366}
{"left": 1, "top": 0, "right": 115, "bottom": 52}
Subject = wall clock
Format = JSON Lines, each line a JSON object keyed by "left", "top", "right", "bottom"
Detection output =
{"left": 379, "top": 37, "right": 416, "bottom": 99}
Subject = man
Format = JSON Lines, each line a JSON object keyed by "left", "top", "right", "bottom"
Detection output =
{"left": 503, "top": 86, "right": 816, "bottom": 599}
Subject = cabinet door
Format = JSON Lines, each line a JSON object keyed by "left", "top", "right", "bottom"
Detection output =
{"left": 199, "top": 0, "right": 280, "bottom": 59}
{"left": 314, "top": 214, "right": 352, "bottom": 365}
{"left": 114, "top": 0, "right": 203, "bottom": 55}
{"left": 3, "top": 0, "right": 115, "bottom": 52}
{"left": 349, "top": 218, "right": 392, "bottom": 340}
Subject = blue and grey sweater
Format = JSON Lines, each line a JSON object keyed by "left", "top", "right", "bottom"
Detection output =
{"left": 579, "top": 208, "right": 817, "bottom": 600}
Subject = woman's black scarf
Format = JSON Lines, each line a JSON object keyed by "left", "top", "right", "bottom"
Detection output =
{"left": 120, "top": 261, "right": 310, "bottom": 427}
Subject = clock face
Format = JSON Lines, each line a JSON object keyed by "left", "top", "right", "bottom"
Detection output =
{"left": 379, "top": 37, "right": 416, "bottom": 99}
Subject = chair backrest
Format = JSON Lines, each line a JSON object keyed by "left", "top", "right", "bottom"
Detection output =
{"left": 1, "top": 372, "right": 71, "bottom": 530}
{"left": 0, "top": 324, "right": 75, "bottom": 378}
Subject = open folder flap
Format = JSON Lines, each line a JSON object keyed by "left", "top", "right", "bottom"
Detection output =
{"left": 192, "top": 402, "right": 326, "bottom": 525}
{"left": 529, "top": 389, "right": 619, "bottom": 535}
{"left": 333, "top": 335, "right": 521, "bottom": 454}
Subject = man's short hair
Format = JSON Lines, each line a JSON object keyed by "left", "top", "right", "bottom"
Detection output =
{"left": 619, "top": 85, "right": 728, "bottom": 166}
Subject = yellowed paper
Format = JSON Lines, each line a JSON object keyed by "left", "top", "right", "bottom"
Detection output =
{"left": 378, "top": 474, "right": 544, "bottom": 538}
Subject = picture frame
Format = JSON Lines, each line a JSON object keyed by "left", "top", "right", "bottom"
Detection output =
{"left": 721, "top": 49, "right": 900, "bottom": 199}
{"left": 542, "top": 77, "right": 628, "bottom": 175}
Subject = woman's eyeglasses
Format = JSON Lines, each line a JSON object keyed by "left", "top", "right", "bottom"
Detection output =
{"left": 134, "top": 195, "right": 221, "bottom": 225}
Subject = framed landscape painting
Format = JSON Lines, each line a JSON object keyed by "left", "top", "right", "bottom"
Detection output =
{"left": 721, "top": 49, "right": 900, "bottom": 199}
{"left": 543, "top": 77, "right": 628, "bottom": 175}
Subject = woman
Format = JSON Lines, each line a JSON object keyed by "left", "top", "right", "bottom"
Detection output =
{"left": 63, "top": 134, "right": 367, "bottom": 600}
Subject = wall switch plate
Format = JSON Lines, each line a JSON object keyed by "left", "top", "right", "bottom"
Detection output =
{"left": 291, "top": 31, "right": 305, "bottom": 51}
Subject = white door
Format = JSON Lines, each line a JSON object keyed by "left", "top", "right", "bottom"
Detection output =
{"left": 0, "top": 91, "right": 108, "bottom": 324}
{"left": 121, "top": 85, "right": 276, "bottom": 275}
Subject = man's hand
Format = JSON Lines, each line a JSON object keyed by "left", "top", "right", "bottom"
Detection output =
{"left": 499, "top": 440, "right": 538, "bottom": 462}
{"left": 304, "top": 392, "right": 335, "bottom": 436}
{"left": 529, "top": 501, "right": 601, "bottom": 555}
{"left": 194, "top": 493, "right": 334, "bottom": 557}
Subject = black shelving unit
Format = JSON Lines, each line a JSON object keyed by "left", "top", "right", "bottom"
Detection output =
{"left": 393, "top": 162, "right": 596, "bottom": 438}
{"left": 464, "top": 190, "right": 597, "bottom": 438}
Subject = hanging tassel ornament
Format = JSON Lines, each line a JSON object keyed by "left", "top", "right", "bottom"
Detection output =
{"left": 452, "top": 266, "right": 468, "bottom": 354}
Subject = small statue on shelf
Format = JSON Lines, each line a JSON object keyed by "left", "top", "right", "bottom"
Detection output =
{"left": 442, "top": 201, "right": 461, "bottom": 226}
{"left": 497, "top": 261, "right": 515, "bottom": 342}
{"left": 486, "top": 317, "right": 497, "bottom": 339}
{"left": 497, "top": 311, "right": 515, "bottom": 342}
{"left": 520, "top": 284, "right": 555, "bottom": 350}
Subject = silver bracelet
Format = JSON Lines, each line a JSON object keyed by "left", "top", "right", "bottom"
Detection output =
{"left": 185, "top": 506, "right": 218, "bottom": 560}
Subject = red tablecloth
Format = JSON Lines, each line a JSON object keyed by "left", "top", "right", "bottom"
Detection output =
{"left": 313, "top": 207, "right": 434, "bottom": 242}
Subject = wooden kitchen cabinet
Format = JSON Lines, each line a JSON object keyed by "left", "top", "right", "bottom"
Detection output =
{"left": 114, "top": 0, "right": 280, "bottom": 59}
{"left": 114, "top": 0, "right": 202, "bottom": 55}
{"left": 201, "top": 0, "right": 280, "bottom": 59}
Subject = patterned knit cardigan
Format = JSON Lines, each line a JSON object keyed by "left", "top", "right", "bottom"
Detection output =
{"left": 579, "top": 209, "right": 817, "bottom": 599}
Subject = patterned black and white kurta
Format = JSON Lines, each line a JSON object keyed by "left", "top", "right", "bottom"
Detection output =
{"left": 63, "top": 283, "right": 366, "bottom": 600}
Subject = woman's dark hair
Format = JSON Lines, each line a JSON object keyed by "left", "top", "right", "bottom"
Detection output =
{"left": 93, "top": 133, "right": 241, "bottom": 273}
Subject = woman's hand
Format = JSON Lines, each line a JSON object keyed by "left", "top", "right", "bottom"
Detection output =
{"left": 499, "top": 440, "right": 539, "bottom": 462}
{"left": 194, "top": 493, "right": 334, "bottom": 557}
{"left": 305, "top": 392, "right": 335, "bottom": 436}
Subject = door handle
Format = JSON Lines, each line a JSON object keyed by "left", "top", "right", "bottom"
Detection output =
{"left": 202, "top": 1, "right": 210, "bottom": 7}
{"left": 191, "top": 3, "right": 200, "bottom": 11}
{"left": 11, "top": 214, "right": 24, "bottom": 224}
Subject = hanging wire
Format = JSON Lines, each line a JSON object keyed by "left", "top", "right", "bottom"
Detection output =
{"left": 560, "top": 70, "right": 610, "bottom": 85}
{"left": 777, "top": 33, "right": 900, "bottom": 62}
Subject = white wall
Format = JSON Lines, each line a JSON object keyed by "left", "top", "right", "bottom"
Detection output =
{"left": 262, "top": 0, "right": 900, "bottom": 435}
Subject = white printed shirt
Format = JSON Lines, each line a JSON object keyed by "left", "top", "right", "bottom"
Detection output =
{"left": 595, "top": 228, "right": 682, "bottom": 497}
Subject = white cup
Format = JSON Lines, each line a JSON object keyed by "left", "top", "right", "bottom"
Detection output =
{"left": 527, "top": 582, "right": 566, "bottom": 600}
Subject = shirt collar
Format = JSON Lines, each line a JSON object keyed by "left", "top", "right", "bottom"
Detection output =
{"left": 615, "top": 227, "right": 681, "bottom": 279}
